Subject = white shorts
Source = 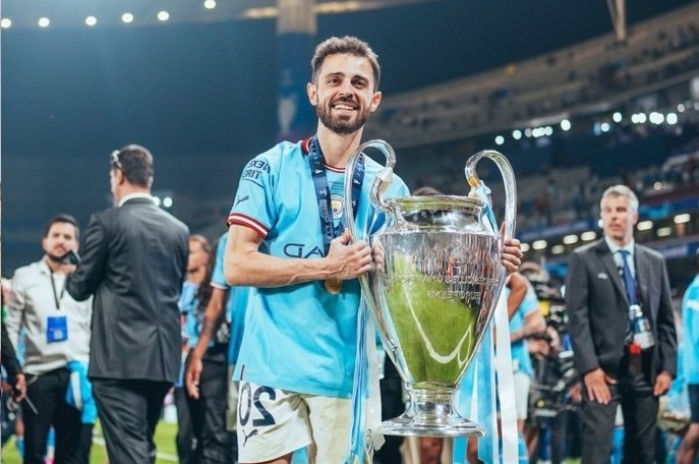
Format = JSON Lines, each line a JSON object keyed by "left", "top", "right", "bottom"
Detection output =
{"left": 227, "top": 365, "right": 239, "bottom": 431}
{"left": 236, "top": 381, "right": 352, "bottom": 464}
{"left": 513, "top": 371, "right": 531, "bottom": 420}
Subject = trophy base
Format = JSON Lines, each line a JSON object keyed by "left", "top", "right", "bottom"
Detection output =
{"left": 377, "top": 387, "right": 485, "bottom": 438}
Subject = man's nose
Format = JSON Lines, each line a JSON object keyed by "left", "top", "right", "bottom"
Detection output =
{"left": 338, "top": 81, "right": 354, "bottom": 96}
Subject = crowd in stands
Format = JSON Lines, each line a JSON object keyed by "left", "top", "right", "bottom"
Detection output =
{"left": 367, "top": 3, "right": 699, "bottom": 145}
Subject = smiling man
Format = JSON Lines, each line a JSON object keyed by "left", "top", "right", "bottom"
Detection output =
{"left": 566, "top": 184, "right": 677, "bottom": 464}
{"left": 224, "top": 36, "right": 409, "bottom": 464}
{"left": 224, "top": 36, "right": 523, "bottom": 464}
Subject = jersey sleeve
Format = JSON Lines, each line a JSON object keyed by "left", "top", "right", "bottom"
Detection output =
{"left": 227, "top": 150, "right": 280, "bottom": 238}
{"left": 211, "top": 233, "right": 230, "bottom": 290}
{"left": 520, "top": 282, "right": 541, "bottom": 316}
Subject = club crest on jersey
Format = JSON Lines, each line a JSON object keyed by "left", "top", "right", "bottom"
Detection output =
{"left": 331, "top": 194, "right": 344, "bottom": 220}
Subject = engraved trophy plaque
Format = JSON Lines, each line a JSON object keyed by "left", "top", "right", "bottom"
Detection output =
{"left": 344, "top": 140, "right": 517, "bottom": 437}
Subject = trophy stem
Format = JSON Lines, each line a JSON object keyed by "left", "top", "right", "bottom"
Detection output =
{"left": 377, "top": 387, "right": 485, "bottom": 438}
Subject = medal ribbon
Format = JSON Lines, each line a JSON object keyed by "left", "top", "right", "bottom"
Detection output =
{"left": 307, "top": 135, "right": 365, "bottom": 255}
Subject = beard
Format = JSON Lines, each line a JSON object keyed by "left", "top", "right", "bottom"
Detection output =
{"left": 46, "top": 252, "right": 66, "bottom": 263}
{"left": 316, "top": 98, "right": 370, "bottom": 135}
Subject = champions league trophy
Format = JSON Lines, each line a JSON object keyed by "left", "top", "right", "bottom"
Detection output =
{"left": 344, "top": 141, "right": 516, "bottom": 437}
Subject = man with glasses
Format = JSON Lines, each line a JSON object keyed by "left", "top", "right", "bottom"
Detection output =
{"left": 66, "top": 145, "right": 189, "bottom": 464}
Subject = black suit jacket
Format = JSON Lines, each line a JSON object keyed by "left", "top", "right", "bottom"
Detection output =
{"left": 1, "top": 321, "right": 22, "bottom": 380}
{"left": 566, "top": 239, "right": 677, "bottom": 381}
{"left": 67, "top": 197, "right": 189, "bottom": 383}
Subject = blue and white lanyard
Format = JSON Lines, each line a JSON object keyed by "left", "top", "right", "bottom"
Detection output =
{"left": 307, "top": 135, "right": 365, "bottom": 254}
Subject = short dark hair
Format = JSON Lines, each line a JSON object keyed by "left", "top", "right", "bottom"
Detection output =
{"left": 311, "top": 36, "right": 381, "bottom": 90}
{"left": 44, "top": 214, "right": 80, "bottom": 241}
{"left": 189, "top": 234, "right": 212, "bottom": 256}
{"left": 111, "top": 144, "right": 154, "bottom": 188}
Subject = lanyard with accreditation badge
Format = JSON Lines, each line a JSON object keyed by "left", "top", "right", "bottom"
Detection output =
{"left": 47, "top": 267, "right": 69, "bottom": 343}
{"left": 306, "top": 135, "right": 365, "bottom": 294}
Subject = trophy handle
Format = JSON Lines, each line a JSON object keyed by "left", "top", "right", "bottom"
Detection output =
{"left": 344, "top": 139, "right": 402, "bottom": 357}
{"left": 464, "top": 150, "right": 517, "bottom": 240}
{"left": 344, "top": 139, "right": 396, "bottom": 242}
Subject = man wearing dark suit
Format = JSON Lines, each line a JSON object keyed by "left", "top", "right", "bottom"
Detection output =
{"left": 66, "top": 145, "right": 189, "bottom": 464}
{"left": 566, "top": 184, "right": 677, "bottom": 464}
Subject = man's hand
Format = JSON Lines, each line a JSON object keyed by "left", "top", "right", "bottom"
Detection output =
{"left": 569, "top": 382, "right": 583, "bottom": 404}
{"left": 325, "top": 230, "right": 373, "bottom": 279}
{"left": 13, "top": 374, "right": 26, "bottom": 402}
{"left": 653, "top": 371, "right": 672, "bottom": 396}
{"left": 185, "top": 355, "right": 203, "bottom": 399}
{"left": 583, "top": 368, "right": 616, "bottom": 404}
{"left": 499, "top": 223, "right": 522, "bottom": 275}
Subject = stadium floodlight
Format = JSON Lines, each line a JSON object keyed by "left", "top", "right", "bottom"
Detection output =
{"left": 163, "top": 197, "right": 173, "bottom": 208}
{"left": 495, "top": 135, "right": 504, "bottom": 145}
{"left": 674, "top": 213, "right": 690, "bottom": 224}
{"left": 85, "top": 16, "right": 97, "bottom": 26}
{"left": 551, "top": 245, "right": 565, "bottom": 255}
{"left": 666, "top": 113, "right": 678, "bottom": 125}
{"left": 581, "top": 231, "right": 597, "bottom": 241}
{"left": 649, "top": 112, "right": 664, "bottom": 125}
{"left": 560, "top": 119, "right": 571, "bottom": 131}
{"left": 122, "top": 13, "right": 134, "bottom": 23}
{"left": 562, "top": 234, "right": 578, "bottom": 245}
{"left": 204, "top": 0, "right": 217, "bottom": 9}
{"left": 521, "top": 243, "right": 530, "bottom": 252}
{"left": 153, "top": 196, "right": 161, "bottom": 207}
{"left": 532, "top": 240, "right": 547, "bottom": 250}
{"left": 38, "top": 17, "right": 50, "bottom": 27}
{"left": 158, "top": 11, "right": 170, "bottom": 21}
{"left": 512, "top": 130, "right": 522, "bottom": 140}
{"left": 1, "top": 18, "right": 11, "bottom": 28}
{"left": 678, "top": 104, "right": 686, "bottom": 113}
{"left": 657, "top": 227, "right": 672, "bottom": 237}
{"left": 613, "top": 112, "right": 622, "bottom": 122}
{"left": 637, "top": 220, "right": 653, "bottom": 231}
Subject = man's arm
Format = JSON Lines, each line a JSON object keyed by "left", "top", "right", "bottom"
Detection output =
{"left": 655, "top": 258, "right": 677, "bottom": 379}
{"left": 5, "top": 274, "right": 25, "bottom": 350}
{"left": 566, "top": 250, "right": 617, "bottom": 404}
{"left": 507, "top": 273, "right": 528, "bottom": 319}
{"left": 1, "top": 321, "right": 22, "bottom": 380}
{"left": 224, "top": 225, "right": 372, "bottom": 288}
{"left": 512, "top": 306, "right": 547, "bottom": 343}
{"left": 66, "top": 215, "right": 109, "bottom": 301}
{"left": 565, "top": 251, "right": 598, "bottom": 375}
{"left": 185, "top": 286, "right": 229, "bottom": 399}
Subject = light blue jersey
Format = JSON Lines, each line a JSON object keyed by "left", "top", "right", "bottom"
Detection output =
{"left": 681, "top": 274, "right": 699, "bottom": 385}
{"left": 210, "top": 232, "right": 249, "bottom": 365}
{"left": 179, "top": 281, "right": 202, "bottom": 348}
{"left": 228, "top": 139, "right": 409, "bottom": 398}
{"left": 508, "top": 281, "right": 540, "bottom": 377}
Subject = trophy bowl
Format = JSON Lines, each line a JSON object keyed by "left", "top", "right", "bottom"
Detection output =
{"left": 345, "top": 141, "right": 517, "bottom": 438}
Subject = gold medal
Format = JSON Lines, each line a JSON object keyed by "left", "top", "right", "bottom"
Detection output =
{"left": 324, "top": 278, "right": 342, "bottom": 294}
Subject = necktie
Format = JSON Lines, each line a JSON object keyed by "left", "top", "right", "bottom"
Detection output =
{"left": 619, "top": 249, "right": 637, "bottom": 305}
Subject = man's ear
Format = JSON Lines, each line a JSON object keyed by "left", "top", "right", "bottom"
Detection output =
{"left": 114, "top": 168, "right": 126, "bottom": 185}
{"left": 307, "top": 82, "right": 318, "bottom": 106}
{"left": 369, "top": 91, "right": 382, "bottom": 112}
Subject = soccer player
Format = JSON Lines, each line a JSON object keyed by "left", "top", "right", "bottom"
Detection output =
{"left": 225, "top": 36, "right": 523, "bottom": 464}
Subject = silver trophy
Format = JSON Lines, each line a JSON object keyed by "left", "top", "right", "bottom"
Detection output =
{"left": 345, "top": 140, "right": 517, "bottom": 437}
